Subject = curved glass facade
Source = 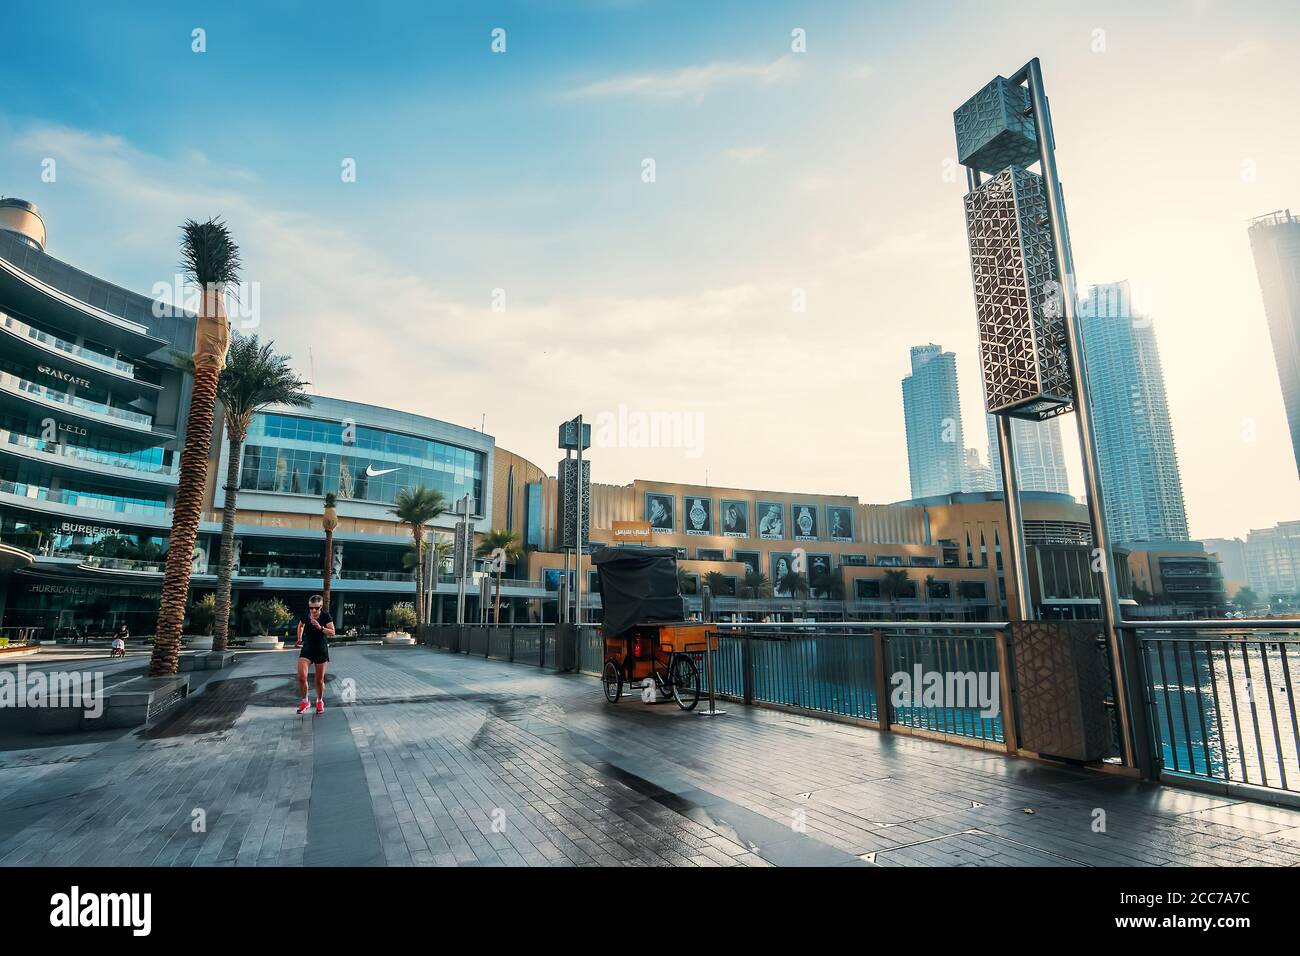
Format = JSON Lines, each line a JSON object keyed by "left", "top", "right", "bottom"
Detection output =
{"left": 239, "top": 413, "right": 484, "bottom": 510}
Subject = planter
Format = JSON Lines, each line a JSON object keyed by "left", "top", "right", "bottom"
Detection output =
{"left": 247, "top": 636, "right": 285, "bottom": 650}
{"left": 186, "top": 636, "right": 214, "bottom": 651}
{"left": 382, "top": 631, "right": 416, "bottom": 646}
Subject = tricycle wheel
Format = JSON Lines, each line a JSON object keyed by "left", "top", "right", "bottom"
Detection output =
{"left": 602, "top": 659, "right": 623, "bottom": 703}
{"left": 670, "top": 655, "right": 700, "bottom": 711}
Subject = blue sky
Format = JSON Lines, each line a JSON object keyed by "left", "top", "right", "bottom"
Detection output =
{"left": 3, "top": 1, "right": 1300, "bottom": 537}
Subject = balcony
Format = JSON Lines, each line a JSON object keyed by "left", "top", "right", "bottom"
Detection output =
{"left": 0, "top": 370, "right": 154, "bottom": 433}
{"left": 80, "top": 555, "right": 166, "bottom": 575}
{"left": 0, "top": 428, "right": 178, "bottom": 483}
{"left": 0, "top": 479, "right": 171, "bottom": 525}
{"left": 0, "top": 311, "right": 136, "bottom": 379}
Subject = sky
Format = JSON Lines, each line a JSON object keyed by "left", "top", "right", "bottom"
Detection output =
{"left": 2, "top": 0, "right": 1298, "bottom": 541}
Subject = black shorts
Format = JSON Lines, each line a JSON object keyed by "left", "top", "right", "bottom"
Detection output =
{"left": 300, "top": 642, "right": 330, "bottom": 665}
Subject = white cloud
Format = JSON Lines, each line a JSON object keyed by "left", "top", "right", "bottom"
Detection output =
{"left": 564, "top": 56, "right": 801, "bottom": 101}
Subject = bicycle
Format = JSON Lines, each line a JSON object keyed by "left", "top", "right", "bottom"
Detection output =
{"left": 602, "top": 630, "right": 701, "bottom": 711}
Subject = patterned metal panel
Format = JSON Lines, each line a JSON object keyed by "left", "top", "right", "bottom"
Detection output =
{"left": 964, "top": 167, "right": 1074, "bottom": 420}
{"left": 1011, "top": 621, "right": 1113, "bottom": 761}
{"left": 557, "top": 457, "right": 590, "bottom": 550}
{"left": 953, "top": 75, "right": 1038, "bottom": 175}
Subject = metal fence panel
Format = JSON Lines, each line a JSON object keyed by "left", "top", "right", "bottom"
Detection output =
{"left": 1140, "top": 630, "right": 1300, "bottom": 793}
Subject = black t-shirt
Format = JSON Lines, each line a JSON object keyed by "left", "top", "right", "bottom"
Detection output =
{"left": 299, "top": 611, "right": 333, "bottom": 643}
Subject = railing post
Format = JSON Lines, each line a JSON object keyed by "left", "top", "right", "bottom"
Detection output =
{"left": 741, "top": 635, "right": 754, "bottom": 705}
{"left": 872, "top": 628, "right": 891, "bottom": 731}
{"left": 993, "top": 627, "right": 1019, "bottom": 755}
{"left": 509, "top": 625, "right": 516, "bottom": 663}
{"left": 1119, "top": 625, "right": 1158, "bottom": 781}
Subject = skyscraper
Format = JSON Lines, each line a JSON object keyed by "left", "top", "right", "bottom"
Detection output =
{"left": 984, "top": 414, "right": 1071, "bottom": 495}
{"left": 1079, "top": 281, "right": 1189, "bottom": 544}
{"left": 1242, "top": 520, "right": 1300, "bottom": 599}
{"left": 901, "top": 344, "right": 966, "bottom": 499}
{"left": 1247, "top": 209, "right": 1300, "bottom": 478}
{"left": 962, "top": 446, "right": 996, "bottom": 493}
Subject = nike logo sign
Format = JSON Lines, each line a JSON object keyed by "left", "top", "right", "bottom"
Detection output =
{"left": 365, "top": 465, "right": 399, "bottom": 478}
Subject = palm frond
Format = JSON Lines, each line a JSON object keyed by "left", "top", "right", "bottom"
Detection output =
{"left": 389, "top": 486, "right": 449, "bottom": 526}
{"left": 216, "top": 333, "right": 311, "bottom": 424}
{"left": 180, "top": 217, "right": 242, "bottom": 287}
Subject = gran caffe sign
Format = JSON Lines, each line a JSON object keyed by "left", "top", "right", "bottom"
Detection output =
{"left": 37, "top": 365, "right": 92, "bottom": 390}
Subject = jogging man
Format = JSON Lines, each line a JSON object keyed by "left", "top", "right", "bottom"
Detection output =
{"left": 294, "top": 594, "right": 334, "bottom": 715}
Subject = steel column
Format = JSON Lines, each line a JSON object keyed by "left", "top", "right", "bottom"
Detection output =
{"left": 1020, "top": 57, "right": 1139, "bottom": 772}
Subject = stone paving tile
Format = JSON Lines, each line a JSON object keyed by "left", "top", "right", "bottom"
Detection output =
{"left": 0, "top": 644, "right": 1298, "bottom": 867}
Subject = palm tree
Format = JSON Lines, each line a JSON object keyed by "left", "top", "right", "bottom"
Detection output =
{"left": 151, "top": 218, "right": 241, "bottom": 677}
{"left": 322, "top": 492, "right": 338, "bottom": 612}
{"left": 676, "top": 567, "right": 698, "bottom": 595}
{"left": 476, "top": 529, "right": 522, "bottom": 624}
{"left": 880, "top": 569, "right": 912, "bottom": 601}
{"left": 740, "top": 570, "right": 772, "bottom": 599}
{"left": 389, "top": 486, "right": 448, "bottom": 626}
{"left": 209, "top": 335, "right": 309, "bottom": 652}
{"left": 811, "top": 571, "right": 843, "bottom": 600}
{"left": 704, "top": 571, "right": 732, "bottom": 597}
{"left": 402, "top": 537, "right": 453, "bottom": 622}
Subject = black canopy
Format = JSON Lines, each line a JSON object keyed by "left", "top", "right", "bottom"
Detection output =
{"left": 591, "top": 546, "right": 688, "bottom": 637}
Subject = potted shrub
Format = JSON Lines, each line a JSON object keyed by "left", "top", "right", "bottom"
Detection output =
{"left": 185, "top": 593, "right": 218, "bottom": 651}
{"left": 244, "top": 598, "right": 292, "bottom": 650}
{"left": 384, "top": 603, "right": 418, "bottom": 645}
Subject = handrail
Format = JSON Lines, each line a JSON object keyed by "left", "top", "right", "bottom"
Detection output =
{"left": 0, "top": 427, "right": 177, "bottom": 476}
{"left": 0, "top": 370, "right": 153, "bottom": 427}
{"left": 711, "top": 620, "right": 1010, "bottom": 632}
{"left": 1120, "top": 619, "right": 1300, "bottom": 630}
{"left": 0, "top": 311, "right": 137, "bottom": 376}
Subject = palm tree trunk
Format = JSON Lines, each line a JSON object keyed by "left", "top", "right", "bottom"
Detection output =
{"left": 322, "top": 528, "right": 334, "bottom": 612}
{"left": 151, "top": 362, "right": 221, "bottom": 676}
{"left": 411, "top": 524, "right": 425, "bottom": 626}
{"left": 212, "top": 425, "right": 245, "bottom": 653}
{"left": 494, "top": 567, "right": 502, "bottom": 624}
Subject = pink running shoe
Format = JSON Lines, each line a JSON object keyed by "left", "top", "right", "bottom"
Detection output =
{"left": 296, "top": 699, "right": 310, "bottom": 715}
{"left": 315, "top": 699, "right": 325, "bottom": 715}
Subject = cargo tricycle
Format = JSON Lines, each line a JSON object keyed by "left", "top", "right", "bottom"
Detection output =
{"left": 591, "top": 545, "right": 714, "bottom": 711}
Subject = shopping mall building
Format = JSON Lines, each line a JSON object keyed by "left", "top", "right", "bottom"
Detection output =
{"left": 0, "top": 201, "right": 1222, "bottom": 638}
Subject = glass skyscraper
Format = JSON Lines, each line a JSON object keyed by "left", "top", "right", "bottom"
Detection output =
{"left": 1079, "top": 281, "right": 1189, "bottom": 545}
{"left": 984, "top": 414, "right": 1071, "bottom": 496}
{"left": 901, "top": 344, "right": 966, "bottom": 499}
{"left": 1247, "top": 209, "right": 1300, "bottom": 478}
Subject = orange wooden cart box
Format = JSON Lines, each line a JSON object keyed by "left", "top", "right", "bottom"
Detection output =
{"left": 655, "top": 623, "right": 717, "bottom": 654}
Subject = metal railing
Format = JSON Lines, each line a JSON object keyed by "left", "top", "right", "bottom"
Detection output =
{"left": 415, "top": 616, "right": 1300, "bottom": 797}
{"left": 421, "top": 620, "right": 1011, "bottom": 747}
{"left": 1, "top": 311, "right": 137, "bottom": 376}
{"left": 1128, "top": 620, "right": 1300, "bottom": 794}
{"left": 0, "top": 427, "right": 176, "bottom": 476}
{"left": 0, "top": 370, "right": 153, "bottom": 427}
{"left": 81, "top": 555, "right": 165, "bottom": 573}
{"left": 710, "top": 622, "right": 1008, "bottom": 742}
{"left": 419, "top": 623, "right": 577, "bottom": 671}
{"left": 0, "top": 479, "right": 170, "bottom": 519}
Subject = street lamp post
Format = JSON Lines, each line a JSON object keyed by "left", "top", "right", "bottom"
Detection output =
{"left": 954, "top": 58, "right": 1148, "bottom": 774}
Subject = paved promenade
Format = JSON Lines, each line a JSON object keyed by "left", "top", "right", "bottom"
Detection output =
{"left": 1, "top": 644, "right": 1299, "bottom": 867}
